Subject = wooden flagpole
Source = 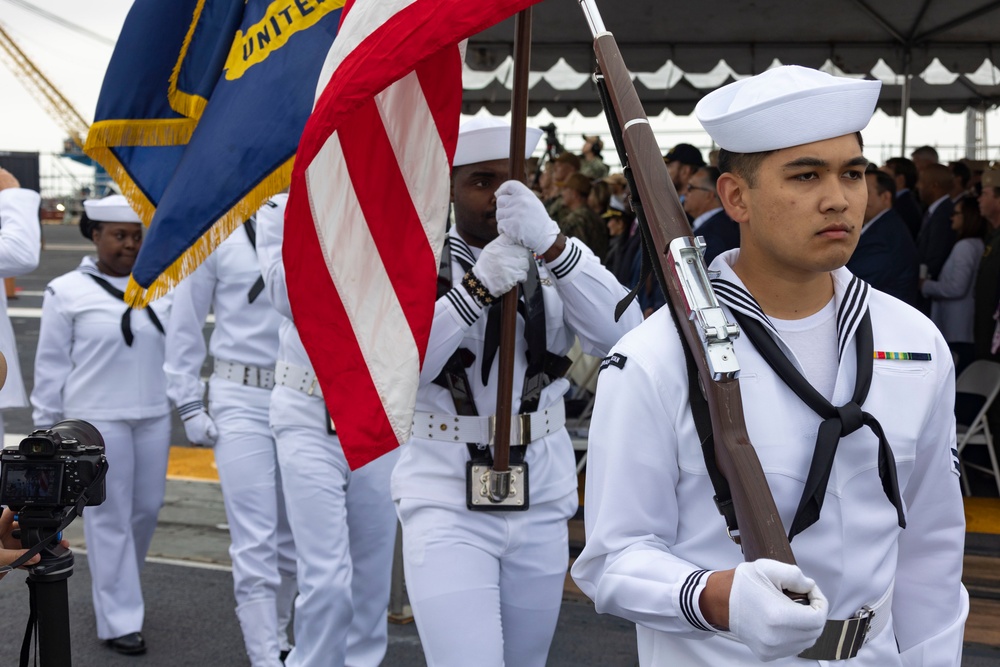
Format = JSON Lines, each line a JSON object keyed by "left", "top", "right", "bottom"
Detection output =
{"left": 489, "top": 8, "right": 532, "bottom": 501}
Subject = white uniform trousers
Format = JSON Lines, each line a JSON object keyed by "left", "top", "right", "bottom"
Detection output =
{"left": 82, "top": 415, "right": 171, "bottom": 640}
{"left": 209, "top": 379, "right": 297, "bottom": 666}
{"left": 270, "top": 385, "right": 399, "bottom": 667}
{"left": 396, "top": 491, "right": 577, "bottom": 667}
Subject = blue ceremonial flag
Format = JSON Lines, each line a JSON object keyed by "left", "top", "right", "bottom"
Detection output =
{"left": 84, "top": 0, "right": 344, "bottom": 305}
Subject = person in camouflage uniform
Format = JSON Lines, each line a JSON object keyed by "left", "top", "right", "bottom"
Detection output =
{"left": 558, "top": 172, "right": 608, "bottom": 260}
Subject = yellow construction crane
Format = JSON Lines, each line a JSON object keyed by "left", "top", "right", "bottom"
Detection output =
{"left": 0, "top": 20, "right": 91, "bottom": 150}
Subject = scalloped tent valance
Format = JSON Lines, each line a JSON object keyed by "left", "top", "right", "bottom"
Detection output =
{"left": 463, "top": 0, "right": 1000, "bottom": 117}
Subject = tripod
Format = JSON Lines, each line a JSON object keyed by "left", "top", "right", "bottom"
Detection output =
{"left": 18, "top": 510, "right": 75, "bottom": 667}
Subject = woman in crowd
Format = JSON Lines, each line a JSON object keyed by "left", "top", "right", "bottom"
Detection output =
{"left": 921, "top": 194, "right": 986, "bottom": 374}
{"left": 30, "top": 195, "right": 172, "bottom": 656}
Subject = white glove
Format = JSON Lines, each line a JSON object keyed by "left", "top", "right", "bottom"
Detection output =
{"left": 495, "top": 180, "right": 560, "bottom": 256}
{"left": 182, "top": 410, "right": 219, "bottom": 447}
{"left": 728, "top": 559, "right": 828, "bottom": 662}
{"left": 472, "top": 234, "right": 531, "bottom": 299}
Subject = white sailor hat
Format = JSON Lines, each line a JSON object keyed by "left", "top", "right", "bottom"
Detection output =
{"left": 695, "top": 66, "right": 881, "bottom": 153}
{"left": 453, "top": 117, "right": 543, "bottom": 167}
{"left": 82, "top": 195, "right": 142, "bottom": 223}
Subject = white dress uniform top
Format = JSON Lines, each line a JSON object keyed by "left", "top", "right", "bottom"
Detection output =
{"left": 391, "top": 218, "right": 642, "bottom": 667}
{"left": 572, "top": 257, "right": 968, "bottom": 665}
{"left": 572, "top": 66, "right": 968, "bottom": 666}
{"left": 255, "top": 194, "right": 399, "bottom": 667}
{"left": 163, "top": 217, "right": 296, "bottom": 666}
{"left": 0, "top": 187, "right": 41, "bottom": 432}
{"left": 31, "top": 255, "right": 172, "bottom": 642}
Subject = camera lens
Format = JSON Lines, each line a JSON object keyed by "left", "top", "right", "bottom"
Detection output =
{"left": 50, "top": 419, "right": 105, "bottom": 451}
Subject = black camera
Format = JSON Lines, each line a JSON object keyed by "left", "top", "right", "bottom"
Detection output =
{"left": 0, "top": 419, "right": 106, "bottom": 508}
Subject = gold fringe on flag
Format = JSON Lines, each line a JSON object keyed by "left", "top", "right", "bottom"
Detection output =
{"left": 168, "top": 0, "right": 210, "bottom": 121}
{"left": 83, "top": 118, "right": 198, "bottom": 225}
{"left": 124, "top": 157, "right": 295, "bottom": 309}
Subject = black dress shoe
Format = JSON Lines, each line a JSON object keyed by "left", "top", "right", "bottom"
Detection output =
{"left": 105, "top": 632, "right": 147, "bottom": 655}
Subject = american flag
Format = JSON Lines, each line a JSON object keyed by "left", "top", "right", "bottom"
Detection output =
{"left": 283, "top": 0, "right": 540, "bottom": 469}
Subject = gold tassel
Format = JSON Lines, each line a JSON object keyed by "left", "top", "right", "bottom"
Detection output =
{"left": 125, "top": 157, "right": 295, "bottom": 308}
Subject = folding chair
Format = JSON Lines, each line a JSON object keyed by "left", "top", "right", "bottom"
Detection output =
{"left": 955, "top": 359, "right": 1000, "bottom": 496}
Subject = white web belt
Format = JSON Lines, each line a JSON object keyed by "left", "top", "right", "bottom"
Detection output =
{"left": 412, "top": 400, "right": 566, "bottom": 446}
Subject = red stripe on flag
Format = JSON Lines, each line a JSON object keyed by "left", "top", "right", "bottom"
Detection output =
{"left": 338, "top": 98, "right": 438, "bottom": 350}
{"left": 284, "top": 172, "right": 398, "bottom": 469}
{"left": 296, "top": 0, "right": 538, "bottom": 167}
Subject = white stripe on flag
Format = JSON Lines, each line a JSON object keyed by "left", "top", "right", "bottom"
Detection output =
{"left": 306, "top": 131, "right": 420, "bottom": 441}
{"left": 314, "top": 0, "right": 422, "bottom": 104}
{"left": 374, "top": 69, "right": 449, "bottom": 267}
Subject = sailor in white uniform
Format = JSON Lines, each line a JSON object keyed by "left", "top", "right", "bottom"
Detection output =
{"left": 391, "top": 118, "right": 642, "bottom": 667}
{"left": 163, "top": 209, "right": 296, "bottom": 666}
{"left": 255, "top": 194, "right": 399, "bottom": 667}
{"left": 0, "top": 167, "right": 41, "bottom": 438}
{"left": 30, "top": 195, "right": 172, "bottom": 655}
{"left": 571, "top": 66, "right": 968, "bottom": 666}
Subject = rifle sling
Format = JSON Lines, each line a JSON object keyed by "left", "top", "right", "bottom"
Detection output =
{"left": 666, "top": 299, "right": 738, "bottom": 533}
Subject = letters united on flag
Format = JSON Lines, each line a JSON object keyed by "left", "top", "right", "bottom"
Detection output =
{"left": 84, "top": 0, "right": 344, "bottom": 306}
{"left": 284, "top": 0, "right": 540, "bottom": 469}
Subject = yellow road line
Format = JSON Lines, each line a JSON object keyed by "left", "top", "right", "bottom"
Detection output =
{"left": 965, "top": 497, "right": 1000, "bottom": 535}
{"left": 167, "top": 446, "right": 219, "bottom": 483}
{"left": 165, "top": 447, "right": 1000, "bottom": 532}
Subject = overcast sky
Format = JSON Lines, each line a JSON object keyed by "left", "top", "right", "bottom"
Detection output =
{"left": 0, "top": 0, "right": 995, "bottom": 164}
{"left": 1, "top": 0, "right": 130, "bottom": 154}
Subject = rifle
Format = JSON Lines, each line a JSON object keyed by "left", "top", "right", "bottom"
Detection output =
{"left": 576, "top": 0, "right": 797, "bottom": 566}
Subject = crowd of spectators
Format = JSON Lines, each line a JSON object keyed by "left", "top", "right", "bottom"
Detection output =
{"left": 530, "top": 136, "right": 1000, "bottom": 376}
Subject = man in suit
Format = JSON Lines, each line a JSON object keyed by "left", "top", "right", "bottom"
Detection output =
{"left": 881, "top": 157, "right": 922, "bottom": 240}
{"left": 683, "top": 166, "right": 739, "bottom": 266}
{"left": 915, "top": 162, "right": 956, "bottom": 281}
{"left": 846, "top": 167, "right": 919, "bottom": 306}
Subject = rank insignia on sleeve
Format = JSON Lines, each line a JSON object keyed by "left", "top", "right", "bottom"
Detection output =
{"left": 599, "top": 353, "right": 627, "bottom": 373}
{"left": 951, "top": 447, "right": 961, "bottom": 477}
{"left": 873, "top": 351, "right": 932, "bottom": 361}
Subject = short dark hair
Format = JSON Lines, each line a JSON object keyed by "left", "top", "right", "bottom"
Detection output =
{"left": 911, "top": 145, "right": 939, "bottom": 163}
{"left": 949, "top": 161, "right": 971, "bottom": 188}
{"left": 719, "top": 132, "right": 864, "bottom": 187}
{"left": 884, "top": 157, "right": 918, "bottom": 189}
{"left": 695, "top": 165, "right": 722, "bottom": 190}
{"left": 954, "top": 195, "right": 986, "bottom": 241}
{"left": 866, "top": 165, "right": 896, "bottom": 198}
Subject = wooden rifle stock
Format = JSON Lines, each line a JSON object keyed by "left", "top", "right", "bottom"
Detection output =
{"left": 589, "top": 30, "right": 795, "bottom": 565}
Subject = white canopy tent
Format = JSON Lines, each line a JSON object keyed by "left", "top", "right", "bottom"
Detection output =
{"left": 463, "top": 0, "right": 1000, "bottom": 147}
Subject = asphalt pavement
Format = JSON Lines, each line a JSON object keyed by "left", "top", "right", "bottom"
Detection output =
{"left": 1, "top": 223, "right": 999, "bottom": 666}
{"left": 0, "top": 223, "right": 640, "bottom": 666}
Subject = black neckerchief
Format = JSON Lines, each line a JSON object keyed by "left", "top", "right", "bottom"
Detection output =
{"left": 243, "top": 217, "right": 266, "bottom": 303}
{"left": 87, "top": 274, "right": 164, "bottom": 346}
{"left": 731, "top": 305, "right": 906, "bottom": 541}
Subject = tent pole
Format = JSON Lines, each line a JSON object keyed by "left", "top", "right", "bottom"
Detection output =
{"left": 900, "top": 51, "right": 912, "bottom": 155}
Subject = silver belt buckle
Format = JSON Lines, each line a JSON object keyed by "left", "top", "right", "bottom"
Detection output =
{"left": 798, "top": 605, "right": 873, "bottom": 661}
{"left": 487, "top": 413, "right": 531, "bottom": 446}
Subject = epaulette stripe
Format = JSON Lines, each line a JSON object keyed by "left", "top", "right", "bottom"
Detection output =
{"left": 445, "top": 288, "right": 478, "bottom": 326}
{"left": 838, "top": 280, "right": 868, "bottom": 360}
{"left": 550, "top": 243, "right": 582, "bottom": 279}
{"left": 680, "top": 570, "right": 712, "bottom": 632}
{"left": 448, "top": 237, "right": 476, "bottom": 267}
{"left": 177, "top": 401, "right": 203, "bottom": 417}
{"left": 712, "top": 281, "right": 775, "bottom": 332}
